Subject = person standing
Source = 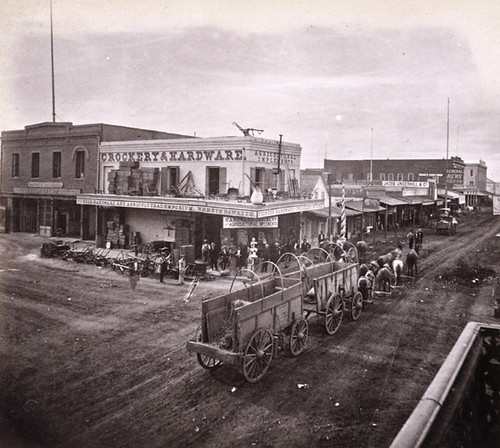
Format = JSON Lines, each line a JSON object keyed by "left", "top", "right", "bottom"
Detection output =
{"left": 415, "top": 228, "right": 424, "bottom": 252}
{"left": 407, "top": 229, "right": 415, "bottom": 250}
{"left": 318, "top": 231, "right": 325, "bottom": 245}
{"left": 261, "top": 243, "right": 271, "bottom": 272}
{"left": 210, "top": 242, "right": 218, "bottom": 270}
{"left": 300, "top": 238, "right": 311, "bottom": 253}
{"left": 201, "top": 239, "right": 210, "bottom": 264}
{"left": 219, "top": 246, "right": 230, "bottom": 271}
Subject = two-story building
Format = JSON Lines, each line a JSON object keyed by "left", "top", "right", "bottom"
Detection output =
{"left": 77, "top": 135, "right": 323, "bottom": 254}
{"left": 0, "top": 122, "right": 189, "bottom": 238}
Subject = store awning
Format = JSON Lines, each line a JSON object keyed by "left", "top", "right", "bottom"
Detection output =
{"left": 370, "top": 195, "right": 408, "bottom": 206}
{"left": 306, "top": 207, "right": 361, "bottom": 219}
{"left": 344, "top": 200, "right": 386, "bottom": 212}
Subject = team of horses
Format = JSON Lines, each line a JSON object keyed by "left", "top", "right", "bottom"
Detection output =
{"left": 356, "top": 241, "right": 419, "bottom": 300}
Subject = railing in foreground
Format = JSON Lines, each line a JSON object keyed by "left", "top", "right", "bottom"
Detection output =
{"left": 390, "top": 321, "right": 500, "bottom": 448}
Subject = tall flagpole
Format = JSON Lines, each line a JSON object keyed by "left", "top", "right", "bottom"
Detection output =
{"left": 445, "top": 98, "right": 450, "bottom": 209}
{"left": 50, "top": 0, "right": 56, "bottom": 122}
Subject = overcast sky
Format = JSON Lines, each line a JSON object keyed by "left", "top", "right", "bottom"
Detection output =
{"left": 1, "top": 0, "right": 500, "bottom": 181}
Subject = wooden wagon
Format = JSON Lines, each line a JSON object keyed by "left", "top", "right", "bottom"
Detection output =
{"left": 186, "top": 276, "right": 308, "bottom": 382}
{"left": 303, "top": 260, "right": 362, "bottom": 335}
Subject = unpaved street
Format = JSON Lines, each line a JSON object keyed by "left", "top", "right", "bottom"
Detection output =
{"left": 1, "top": 212, "right": 499, "bottom": 448}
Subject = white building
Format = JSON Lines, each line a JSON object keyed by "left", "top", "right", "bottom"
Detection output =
{"left": 77, "top": 135, "right": 323, "bottom": 255}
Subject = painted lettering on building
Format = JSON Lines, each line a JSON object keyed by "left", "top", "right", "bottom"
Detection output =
{"left": 223, "top": 216, "right": 279, "bottom": 228}
{"left": 253, "top": 150, "right": 297, "bottom": 165}
{"left": 101, "top": 149, "right": 243, "bottom": 163}
{"left": 382, "top": 181, "right": 429, "bottom": 188}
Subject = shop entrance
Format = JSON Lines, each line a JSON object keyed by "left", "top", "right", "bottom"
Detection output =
{"left": 194, "top": 214, "right": 222, "bottom": 258}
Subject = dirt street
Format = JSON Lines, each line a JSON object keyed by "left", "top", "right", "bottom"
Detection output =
{"left": 1, "top": 211, "right": 499, "bottom": 448}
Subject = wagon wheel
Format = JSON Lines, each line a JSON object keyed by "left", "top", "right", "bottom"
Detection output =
{"left": 243, "top": 328, "right": 273, "bottom": 383}
{"left": 289, "top": 318, "right": 309, "bottom": 356}
{"left": 325, "top": 294, "right": 343, "bottom": 335}
{"left": 196, "top": 334, "right": 222, "bottom": 370}
{"left": 350, "top": 291, "right": 363, "bottom": 321}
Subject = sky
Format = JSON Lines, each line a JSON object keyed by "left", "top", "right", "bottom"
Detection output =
{"left": 1, "top": 0, "right": 500, "bottom": 181}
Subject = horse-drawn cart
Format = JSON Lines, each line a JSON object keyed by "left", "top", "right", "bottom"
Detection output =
{"left": 186, "top": 275, "right": 308, "bottom": 382}
{"left": 304, "top": 260, "right": 362, "bottom": 335}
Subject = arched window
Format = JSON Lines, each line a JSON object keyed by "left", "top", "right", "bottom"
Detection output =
{"left": 72, "top": 146, "right": 89, "bottom": 179}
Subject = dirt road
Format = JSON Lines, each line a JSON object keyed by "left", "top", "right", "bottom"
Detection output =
{"left": 1, "top": 211, "right": 499, "bottom": 448}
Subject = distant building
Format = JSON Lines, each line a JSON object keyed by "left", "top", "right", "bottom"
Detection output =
{"left": 0, "top": 122, "right": 190, "bottom": 238}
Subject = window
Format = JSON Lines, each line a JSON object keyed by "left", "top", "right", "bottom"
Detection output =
{"left": 75, "top": 150, "right": 85, "bottom": 178}
{"left": 12, "top": 153, "right": 19, "bottom": 178}
{"left": 31, "top": 153, "right": 40, "bottom": 178}
{"left": 408, "top": 173, "right": 414, "bottom": 181}
{"left": 336, "top": 172, "right": 342, "bottom": 182}
{"left": 206, "top": 167, "right": 227, "bottom": 195}
{"left": 348, "top": 173, "right": 353, "bottom": 181}
{"left": 388, "top": 173, "right": 394, "bottom": 181}
{"left": 470, "top": 169, "right": 474, "bottom": 176}
{"left": 397, "top": 173, "right": 404, "bottom": 181}
{"left": 379, "top": 173, "right": 386, "bottom": 181}
{"left": 53, "top": 151, "right": 61, "bottom": 178}
{"left": 367, "top": 173, "right": 372, "bottom": 182}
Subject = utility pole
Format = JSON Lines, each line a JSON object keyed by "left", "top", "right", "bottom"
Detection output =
{"left": 445, "top": 98, "right": 450, "bottom": 209}
{"left": 50, "top": 0, "right": 56, "bottom": 122}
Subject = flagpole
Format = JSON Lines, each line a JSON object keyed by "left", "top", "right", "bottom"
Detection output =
{"left": 50, "top": 0, "right": 56, "bottom": 122}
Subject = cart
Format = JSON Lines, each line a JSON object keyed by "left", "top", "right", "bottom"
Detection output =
{"left": 304, "top": 260, "right": 362, "bottom": 335}
{"left": 186, "top": 274, "right": 307, "bottom": 382}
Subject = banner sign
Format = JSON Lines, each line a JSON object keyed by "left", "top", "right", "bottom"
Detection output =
{"left": 223, "top": 216, "right": 278, "bottom": 228}
{"left": 493, "top": 196, "right": 500, "bottom": 216}
{"left": 382, "top": 181, "right": 429, "bottom": 188}
{"left": 77, "top": 195, "right": 324, "bottom": 218}
{"left": 101, "top": 149, "right": 243, "bottom": 163}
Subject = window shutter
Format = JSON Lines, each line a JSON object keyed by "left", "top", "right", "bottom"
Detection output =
{"left": 219, "top": 167, "right": 227, "bottom": 194}
{"left": 160, "top": 167, "right": 169, "bottom": 195}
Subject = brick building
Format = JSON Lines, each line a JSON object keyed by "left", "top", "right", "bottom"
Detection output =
{"left": 0, "top": 122, "right": 189, "bottom": 238}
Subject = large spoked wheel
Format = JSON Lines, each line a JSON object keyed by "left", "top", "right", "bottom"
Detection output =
{"left": 289, "top": 318, "right": 309, "bottom": 356}
{"left": 325, "top": 294, "right": 343, "bottom": 335}
{"left": 243, "top": 328, "right": 273, "bottom": 383}
{"left": 350, "top": 291, "right": 363, "bottom": 321}
{"left": 196, "top": 334, "right": 222, "bottom": 370}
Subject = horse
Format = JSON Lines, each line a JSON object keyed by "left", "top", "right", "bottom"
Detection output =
{"left": 392, "top": 259, "right": 404, "bottom": 286}
{"left": 358, "top": 275, "right": 373, "bottom": 303}
{"left": 377, "top": 252, "right": 393, "bottom": 268}
{"left": 375, "top": 264, "right": 394, "bottom": 292}
{"left": 406, "top": 249, "right": 419, "bottom": 277}
{"left": 359, "top": 263, "right": 369, "bottom": 277}
{"left": 356, "top": 240, "right": 368, "bottom": 263}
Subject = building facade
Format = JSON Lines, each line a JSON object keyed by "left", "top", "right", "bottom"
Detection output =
{"left": 77, "top": 135, "right": 322, "bottom": 254}
{"left": 0, "top": 122, "right": 189, "bottom": 238}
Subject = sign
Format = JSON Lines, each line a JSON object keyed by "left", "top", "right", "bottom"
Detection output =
{"left": 101, "top": 149, "right": 243, "bottom": 163}
{"left": 14, "top": 187, "right": 81, "bottom": 196}
{"left": 223, "top": 216, "right": 278, "bottom": 228}
{"left": 28, "top": 181, "right": 63, "bottom": 188}
{"left": 419, "top": 173, "right": 443, "bottom": 177}
{"left": 77, "top": 195, "right": 324, "bottom": 218}
{"left": 446, "top": 168, "right": 463, "bottom": 185}
{"left": 382, "top": 181, "right": 429, "bottom": 188}
{"left": 493, "top": 196, "right": 500, "bottom": 216}
{"left": 253, "top": 150, "right": 297, "bottom": 165}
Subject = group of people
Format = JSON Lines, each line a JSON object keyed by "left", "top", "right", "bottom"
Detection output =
{"left": 406, "top": 228, "right": 424, "bottom": 253}
{"left": 199, "top": 237, "right": 315, "bottom": 273}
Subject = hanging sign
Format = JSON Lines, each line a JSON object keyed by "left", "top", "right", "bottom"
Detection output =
{"left": 223, "top": 216, "right": 278, "bottom": 228}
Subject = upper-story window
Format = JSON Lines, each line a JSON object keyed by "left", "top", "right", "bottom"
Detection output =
{"left": 470, "top": 169, "right": 474, "bottom": 176}
{"left": 75, "top": 150, "right": 85, "bottom": 179}
{"left": 12, "top": 153, "right": 20, "bottom": 178}
{"left": 388, "top": 173, "right": 394, "bottom": 181}
{"left": 397, "top": 173, "right": 404, "bottom": 181}
{"left": 379, "top": 173, "right": 386, "bottom": 181}
{"left": 53, "top": 151, "right": 62, "bottom": 178}
{"left": 408, "top": 173, "right": 414, "bottom": 181}
{"left": 31, "top": 153, "right": 40, "bottom": 178}
{"left": 336, "top": 172, "right": 342, "bottom": 182}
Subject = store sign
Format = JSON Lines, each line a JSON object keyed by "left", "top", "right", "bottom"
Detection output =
{"left": 28, "top": 182, "right": 63, "bottom": 188}
{"left": 77, "top": 195, "right": 324, "bottom": 218}
{"left": 253, "top": 150, "right": 298, "bottom": 165}
{"left": 446, "top": 168, "right": 464, "bottom": 185}
{"left": 101, "top": 149, "right": 243, "bottom": 163}
{"left": 382, "top": 181, "right": 429, "bottom": 188}
{"left": 223, "top": 216, "right": 278, "bottom": 228}
{"left": 14, "top": 187, "right": 81, "bottom": 196}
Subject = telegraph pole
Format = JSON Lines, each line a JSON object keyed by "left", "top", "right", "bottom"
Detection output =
{"left": 50, "top": 0, "right": 56, "bottom": 122}
{"left": 445, "top": 98, "right": 450, "bottom": 209}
